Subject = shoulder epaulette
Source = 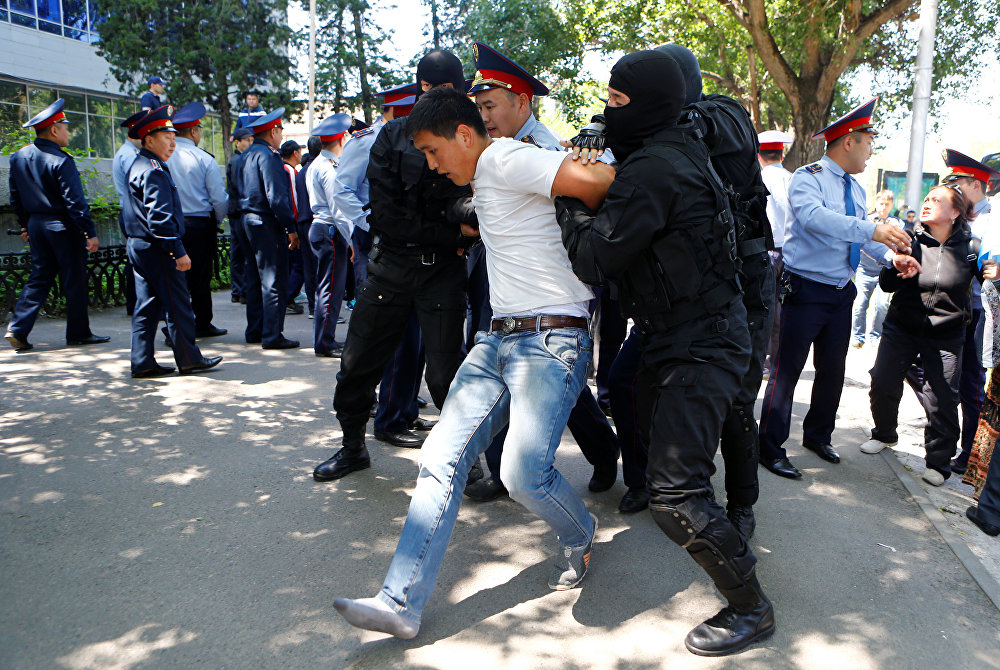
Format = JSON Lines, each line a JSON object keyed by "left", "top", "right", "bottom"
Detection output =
{"left": 352, "top": 126, "right": 375, "bottom": 138}
{"left": 804, "top": 163, "right": 823, "bottom": 174}
{"left": 150, "top": 159, "right": 162, "bottom": 170}
{"left": 520, "top": 134, "right": 541, "bottom": 148}
{"left": 201, "top": 148, "right": 215, "bottom": 159}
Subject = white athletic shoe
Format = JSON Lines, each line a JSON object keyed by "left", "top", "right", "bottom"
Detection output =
{"left": 859, "top": 438, "right": 896, "bottom": 454}
{"left": 922, "top": 469, "right": 946, "bottom": 487}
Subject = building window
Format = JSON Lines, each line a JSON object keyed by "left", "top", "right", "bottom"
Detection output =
{"left": 1, "top": 0, "right": 101, "bottom": 42}
{"left": 1, "top": 76, "right": 225, "bottom": 161}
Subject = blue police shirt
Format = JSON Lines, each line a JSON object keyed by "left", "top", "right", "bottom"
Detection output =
{"left": 234, "top": 106, "right": 267, "bottom": 132}
{"left": 113, "top": 141, "right": 140, "bottom": 209}
{"left": 9, "top": 138, "right": 97, "bottom": 240}
{"left": 168, "top": 136, "right": 228, "bottom": 222}
{"left": 783, "top": 155, "right": 890, "bottom": 288}
{"left": 234, "top": 138, "right": 296, "bottom": 234}
{"left": 122, "top": 147, "right": 187, "bottom": 259}
{"left": 140, "top": 91, "right": 161, "bottom": 110}
{"left": 308, "top": 149, "right": 353, "bottom": 244}
{"left": 333, "top": 116, "right": 386, "bottom": 233}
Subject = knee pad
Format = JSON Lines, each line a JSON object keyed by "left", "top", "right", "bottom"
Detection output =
{"left": 649, "top": 498, "right": 714, "bottom": 549}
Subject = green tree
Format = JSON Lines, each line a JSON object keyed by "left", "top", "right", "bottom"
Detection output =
{"left": 565, "top": 0, "right": 1000, "bottom": 168}
{"left": 311, "top": 0, "right": 407, "bottom": 123}
{"left": 94, "top": 0, "right": 299, "bottom": 162}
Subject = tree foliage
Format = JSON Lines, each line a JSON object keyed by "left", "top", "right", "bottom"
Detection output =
{"left": 95, "top": 0, "right": 299, "bottom": 161}
{"left": 563, "top": 0, "right": 1000, "bottom": 168}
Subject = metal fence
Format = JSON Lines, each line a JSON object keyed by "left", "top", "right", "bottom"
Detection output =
{"left": 0, "top": 236, "right": 233, "bottom": 323}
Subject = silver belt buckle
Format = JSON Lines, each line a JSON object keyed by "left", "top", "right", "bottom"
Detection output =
{"left": 501, "top": 316, "right": 516, "bottom": 334}
{"left": 421, "top": 252, "right": 436, "bottom": 265}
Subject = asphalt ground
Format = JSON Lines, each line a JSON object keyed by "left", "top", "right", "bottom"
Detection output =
{"left": 2, "top": 293, "right": 1000, "bottom": 670}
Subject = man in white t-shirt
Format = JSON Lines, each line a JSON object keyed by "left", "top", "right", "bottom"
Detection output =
{"left": 332, "top": 86, "right": 615, "bottom": 640}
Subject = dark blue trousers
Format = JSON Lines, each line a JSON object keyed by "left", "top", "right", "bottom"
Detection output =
{"left": 596, "top": 288, "right": 628, "bottom": 408}
{"left": 297, "top": 219, "right": 317, "bottom": 314}
{"left": 287, "top": 244, "right": 305, "bottom": 305}
{"left": 608, "top": 327, "right": 647, "bottom": 489}
{"left": 760, "top": 273, "right": 856, "bottom": 461}
{"left": 127, "top": 238, "right": 202, "bottom": 373}
{"left": 958, "top": 309, "right": 986, "bottom": 463}
{"left": 374, "top": 310, "right": 424, "bottom": 433}
{"left": 181, "top": 218, "right": 216, "bottom": 330}
{"left": 9, "top": 217, "right": 92, "bottom": 341}
{"left": 352, "top": 228, "right": 372, "bottom": 288}
{"left": 976, "top": 440, "right": 1000, "bottom": 527}
{"left": 229, "top": 215, "right": 247, "bottom": 300}
{"left": 241, "top": 214, "right": 289, "bottom": 346}
{"left": 309, "top": 223, "right": 349, "bottom": 355}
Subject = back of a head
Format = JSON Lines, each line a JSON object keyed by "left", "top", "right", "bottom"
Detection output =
{"left": 654, "top": 44, "right": 703, "bottom": 106}
{"left": 307, "top": 135, "right": 323, "bottom": 156}
{"left": 415, "top": 50, "right": 466, "bottom": 98}
{"left": 405, "top": 86, "right": 487, "bottom": 140}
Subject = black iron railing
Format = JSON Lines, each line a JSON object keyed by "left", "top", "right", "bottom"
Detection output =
{"left": 0, "top": 235, "right": 232, "bottom": 323}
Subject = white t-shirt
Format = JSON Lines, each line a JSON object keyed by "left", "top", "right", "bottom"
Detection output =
{"left": 471, "top": 139, "right": 594, "bottom": 316}
{"left": 760, "top": 162, "right": 793, "bottom": 247}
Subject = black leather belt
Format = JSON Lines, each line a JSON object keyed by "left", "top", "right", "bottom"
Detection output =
{"left": 491, "top": 315, "right": 588, "bottom": 334}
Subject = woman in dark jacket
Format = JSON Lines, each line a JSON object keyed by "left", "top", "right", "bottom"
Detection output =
{"left": 859, "top": 184, "right": 997, "bottom": 485}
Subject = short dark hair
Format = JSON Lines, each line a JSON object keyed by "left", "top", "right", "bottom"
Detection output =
{"left": 405, "top": 86, "right": 488, "bottom": 140}
{"left": 759, "top": 149, "right": 782, "bottom": 162}
{"left": 307, "top": 135, "right": 323, "bottom": 156}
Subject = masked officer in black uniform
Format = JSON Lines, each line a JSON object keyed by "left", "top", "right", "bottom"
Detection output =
{"left": 313, "top": 50, "right": 476, "bottom": 481}
{"left": 232, "top": 108, "right": 300, "bottom": 349}
{"left": 556, "top": 51, "right": 773, "bottom": 657}
{"left": 122, "top": 106, "right": 222, "bottom": 378}
{"left": 5, "top": 99, "right": 110, "bottom": 352}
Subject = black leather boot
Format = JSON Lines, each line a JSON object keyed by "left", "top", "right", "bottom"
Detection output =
{"left": 684, "top": 569, "right": 774, "bottom": 656}
{"left": 727, "top": 504, "right": 756, "bottom": 540}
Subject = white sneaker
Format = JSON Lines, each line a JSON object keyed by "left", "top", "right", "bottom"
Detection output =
{"left": 922, "top": 469, "right": 946, "bottom": 486}
{"left": 859, "top": 438, "right": 896, "bottom": 454}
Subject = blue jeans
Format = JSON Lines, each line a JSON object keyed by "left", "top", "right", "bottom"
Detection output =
{"left": 852, "top": 268, "right": 888, "bottom": 343}
{"left": 376, "top": 325, "right": 596, "bottom": 625}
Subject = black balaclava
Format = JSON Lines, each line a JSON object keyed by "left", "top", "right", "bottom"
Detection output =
{"left": 415, "top": 50, "right": 466, "bottom": 99}
{"left": 654, "top": 44, "right": 703, "bottom": 105}
{"left": 603, "top": 50, "right": 687, "bottom": 162}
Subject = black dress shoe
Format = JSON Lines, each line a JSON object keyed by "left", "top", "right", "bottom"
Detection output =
{"left": 464, "top": 477, "right": 508, "bottom": 502}
{"left": 67, "top": 334, "right": 111, "bottom": 346}
{"left": 5, "top": 331, "right": 32, "bottom": 351}
{"left": 196, "top": 325, "right": 228, "bottom": 338}
{"left": 684, "top": 598, "right": 775, "bottom": 656}
{"left": 467, "top": 459, "right": 485, "bottom": 485}
{"left": 374, "top": 429, "right": 425, "bottom": 448}
{"left": 246, "top": 336, "right": 262, "bottom": 345}
{"left": 803, "top": 438, "right": 840, "bottom": 463}
{"left": 589, "top": 461, "right": 617, "bottom": 492}
{"left": 286, "top": 302, "right": 305, "bottom": 314}
{"left": 131, "top": 364, "right": 176, "bottom": 378}
{"left": 315, "top": 348, "right": 343, "bottom": 358}
{"left": 231, "top": 294, "right": 241, "bottom": 303}
{"left": 313, "top": 447, "right": 372, "bottom": 481}
{"left": 416, "top": 396, "right": 429, "bottom": 408}
{"left": 761, "top": 457, "right": 802, "bottom": 479}
{"left": 369, "top": 404, "right": 378, "bottom": 418}
{"left": 410, "top": 417, "right": 437, "bottom": 431}
{"left": 179, "top": 355, "right": 223, "bottom": 375}
{"left": 951, "top": 458, "right": 969, "bottom": 475}
{"left": 727, "top": 504, "right": 756, "bottom": 540}
{"left": 262, "top": 337, "right": 299, "bottom": 349}
{"left": 618, "top": 487, "right": 650, "bottom": 514}
{"left": 967, "top": 506, "right": 1000, "bottom": 536}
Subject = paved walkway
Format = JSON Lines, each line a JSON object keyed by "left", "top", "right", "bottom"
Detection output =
{"left": 2, "top": 295, "right": 1000, "bottom": 669}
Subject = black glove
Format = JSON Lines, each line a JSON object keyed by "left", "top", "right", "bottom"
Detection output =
{"left": 568, "top": 114, "right": 607, "bottom": 157}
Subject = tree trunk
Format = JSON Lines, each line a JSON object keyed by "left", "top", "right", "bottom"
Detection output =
{"left": 219, "top": 90, "right": 233, "bottom": 163}
{"left": 352, "top": 5, "right": 372, "bottom": 123}
{"left": 746, "top": 46, "right": 761, "bottom": 132}
{"left": 333, "top": 8, "right": 345, "bottom": 112}
{"left": 431, "top": 0, "right": 441, "bottom": 48}
{"left": 785, "top": 86, "right": 832, "bottom": 170}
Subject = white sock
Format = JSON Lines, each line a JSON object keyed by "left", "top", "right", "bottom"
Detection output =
{"left": 333, "top": 596, "right": 419, "bottom": 639}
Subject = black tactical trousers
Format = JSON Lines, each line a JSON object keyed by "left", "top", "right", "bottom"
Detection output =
{"left": 641, "top": 300, "right": 758, "bottom": 584}
{"left": 333, "top": 248, "right": 467, "bottom": 446}
{"left": 720, "top": 255, "right": 776, "bottom": 507}
{"left": 181, "top": 218, "right": 217, "bottom": 331}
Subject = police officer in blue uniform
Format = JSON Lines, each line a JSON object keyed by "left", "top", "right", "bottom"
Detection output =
{"left": 313, "top": 50, "right": 476, "bottom": 481}
{"left": 232, "top": 90, "right": 267, "bottom": 136}
{"left": 168, "top": 101, "right": 228, "bottom": 338}
{"left": 113, "top": 111, "right": 148, "bottom": 316}
{"left": 231, "top": 108, "right": 300, "bottom": 349}
{"left": 226, "top": 127, "right": 254, "bottom": 304}
{"left": 463, "top": 41, "right": 620, "bottom": 502}
{"left": 141, "top": 76, "right": 166, "bottom": 110}
{"left": 758, "top": 98, "right": 912, "bottom": 478}
{"left": 307, "top": 113, "right": 353, "bottom": 356}
{"left": 332, "top": 83, "right": 430, "bottom": 449}
{"left": 5, "top": 99, "right": 110, "bottom": 352}
{"left": 122, "top": 106, "right": 222, "bottom": 377}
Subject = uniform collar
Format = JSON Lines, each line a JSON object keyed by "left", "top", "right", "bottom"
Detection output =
{"left": 513, "top": 114, "right": 538, "bottom": 141}
{"left": 33, "top": 138, "right": 61, "bottom": 150}
{"left": 175, "top": 136, "right": 196, "bottom": 147}
{"left": 252, "top": 137, "right": 278, "bottom": 153}
{"left": 138, "top": 147, "right": 169, "bottom": 168}
{"left": 974, "top": 197, "right": 991, "bottom": 216}
{"left": 819, "top": 154, "right": 848, "bottom": 178}
{"left": 320, "top": 149, "right": 339, "bottom": 166}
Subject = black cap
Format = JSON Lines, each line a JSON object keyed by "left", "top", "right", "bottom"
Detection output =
{"left": 233, "top": 127, "right": 254, "bottom": 141}
{"left": 280, "top": 140, "right": 303, "bottom": 157}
